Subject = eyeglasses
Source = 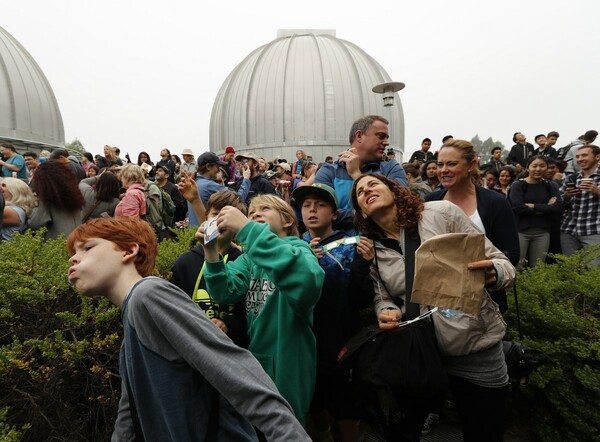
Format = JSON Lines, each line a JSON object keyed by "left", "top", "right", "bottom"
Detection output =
{"left": 321, "top": 236, "right": 361, "bottom": 252}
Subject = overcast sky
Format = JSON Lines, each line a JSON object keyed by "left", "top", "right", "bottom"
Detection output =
{"left": 4, "top": 0, "right": 599, "bottom": 161}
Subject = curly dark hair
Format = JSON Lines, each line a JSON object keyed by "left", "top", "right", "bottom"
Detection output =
{"left": 351, "top": 173, "right": 424, "bottom": 238}
{"left": 33, "top": 161, "right": 85, "bottom": 212}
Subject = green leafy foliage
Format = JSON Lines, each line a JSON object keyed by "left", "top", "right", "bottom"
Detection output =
{"left": 0, "top": 228, "right": 195, "bottom": 441}
{"left": 2, "top": 227, "right": 598, "bottom": 440}
{"left": 504, "top": 246, "right": 600, "bottom": 441}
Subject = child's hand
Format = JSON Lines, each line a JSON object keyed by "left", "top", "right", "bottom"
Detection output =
{"left": 195, "top": 223, "right": 214, "bottom": 249}
{"left": 309, "top": 237, "right": 324, "bottom": 259}
{"left": 217, "top": 206, "right": 250, "bottom": 235}
{"left": 211, "top": 318, "right": 228, "bottom": 333}
{"left": 356, "top": 236, "right": 374, "bottom": 261}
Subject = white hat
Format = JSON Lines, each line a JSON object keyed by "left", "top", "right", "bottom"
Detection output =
{"left": 181, "top": 148, "right": 194, "bottom": 156}
{"left": 277, "top": 162, "right": 291, "bottom": 172}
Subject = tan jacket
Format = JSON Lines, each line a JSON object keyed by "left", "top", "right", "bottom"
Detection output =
{"left": 370, "top": 200, "right": 516, "bottom": 356}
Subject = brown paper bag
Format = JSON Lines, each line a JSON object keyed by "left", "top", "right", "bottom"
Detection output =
{"left": 411, "top": 233, "right": 486, "bottom": 315}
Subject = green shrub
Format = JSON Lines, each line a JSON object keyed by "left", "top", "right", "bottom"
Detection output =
{"left": 0, "top": 228, "right": 195, "bottom": 441}
{"left": 504, "top": 246, "right": 600, "bottom": 442}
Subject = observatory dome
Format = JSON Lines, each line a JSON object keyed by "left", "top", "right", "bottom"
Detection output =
{"left": 0, "top": 25, "right": 64, "bottom": 149}
{"left": 210, "top": 29, "right": 404, "bottom": 162}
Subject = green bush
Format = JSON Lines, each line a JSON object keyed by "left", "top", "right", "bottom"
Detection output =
{"left": 2, "top": 228, "right": 598, "bottom": 441}
{"left": 504, "top": 246, "right": 600, "bottom": 442}
{"left": 0, "top": 228, "right": 195, "bottom": 441}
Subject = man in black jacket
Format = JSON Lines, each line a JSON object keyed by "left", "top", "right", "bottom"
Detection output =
{"left": 507, "top": 132, "right": 534, "bottom": 170}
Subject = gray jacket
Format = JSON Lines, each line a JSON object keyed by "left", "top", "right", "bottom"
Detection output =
{"left": 370, "top": 201, "right": 515, "bottom": 357}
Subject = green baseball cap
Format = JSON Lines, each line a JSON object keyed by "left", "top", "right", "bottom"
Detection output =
{"left": 292, "top": 183, "right": 339, "bottom": 209}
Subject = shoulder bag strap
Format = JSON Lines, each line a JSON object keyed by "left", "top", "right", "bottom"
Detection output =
{"left": 82, "top": 199, "right": 102, "bottom": 223}
{"left": 404, "top": 226, "right": 422, "bottom": 320}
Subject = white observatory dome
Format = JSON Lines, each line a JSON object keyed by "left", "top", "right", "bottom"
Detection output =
{"left": 210, "top": 29, "right": 404, "bottom": 162}
{"left": 0, "top": 25, "right": 64, "bottom": 149}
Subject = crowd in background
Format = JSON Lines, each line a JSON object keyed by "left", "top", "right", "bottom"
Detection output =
{"left": 1, "top": 120, "right": 599, "bottom": 441}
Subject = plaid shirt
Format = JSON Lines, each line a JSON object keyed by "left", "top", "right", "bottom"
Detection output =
{"left": 560, "top": 166, "right": 600, "bottom": 236}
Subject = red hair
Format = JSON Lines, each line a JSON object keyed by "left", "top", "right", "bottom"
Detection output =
{"left": 67, "top": 218, "right": 157, "bottom": 277}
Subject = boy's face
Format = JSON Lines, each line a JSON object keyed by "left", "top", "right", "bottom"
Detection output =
{"left": 206, "top": 207, "right": 220, "bottom": 219}
{"left": 68, "top": 238, "right": 129, "bottom": 297}
{"left": 248, "top": 204, "right": 290, "bottom": 238}
{"left": 301, "top": 197, "right": 337, "bottom": 231}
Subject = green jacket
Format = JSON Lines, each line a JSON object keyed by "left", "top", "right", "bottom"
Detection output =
{"left": 205, "top": 221, "right": 324, "bottom": 424}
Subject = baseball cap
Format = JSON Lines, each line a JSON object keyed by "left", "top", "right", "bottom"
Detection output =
{"left": 225, "top": 146, "right": 235, "bottom": 154}
{"left": 292, "top": 183, "right": 339, "bottom": 209}
{"left": 197, "top": 152, "right": 228, "bottom": 168}
{"left": 235, "top": 152, "right": 260, "bottom": 162}
{"left": 277, "top": 162, "right": 291, "bottom": 172}
{"left": 155, "top": 164, "right": 171, "bottom": 174}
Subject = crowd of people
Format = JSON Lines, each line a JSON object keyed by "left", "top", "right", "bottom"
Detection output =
{"left": 2, "top": 119, "right": 599, "bottom": 441}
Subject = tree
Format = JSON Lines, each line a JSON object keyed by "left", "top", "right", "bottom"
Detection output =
{"left": 469, "top": 134, "right": 505, "bottom": 164}
{"left": 65, "top": 138, "right": 86, "bottom": 154}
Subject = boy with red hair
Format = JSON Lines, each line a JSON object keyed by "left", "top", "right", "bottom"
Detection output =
{"left": 67, "top": 217, "right": 307, "bottom": 441}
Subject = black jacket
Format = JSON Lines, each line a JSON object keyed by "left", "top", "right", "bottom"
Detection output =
{"left": 170, "top": 245, "right": 248, "bottom": 348}
{"left": 507, "top": 143, "right": 535, "bottom": 168}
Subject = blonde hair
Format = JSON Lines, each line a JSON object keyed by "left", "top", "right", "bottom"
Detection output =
{"left": 119, "top": 163, "right": 145, "bottom": 185}
{"left": 1, "top": 178, "right": 36, "bottom": 216}
{"left": 248, "top": 194, "right": 299, "bottom": 237}
{"left": 439, "top": 139, "right": 481, "bottom": 184}
{"left": 104, "top": 145, "right": 117, "bottom": 162}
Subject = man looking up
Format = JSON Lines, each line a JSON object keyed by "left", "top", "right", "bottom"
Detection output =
{"left": 564, "top": 130, "right": 598, "bottom": 176}
{"left": 187, "top": 152, "right": 251, "bottom": 227}
{"left": 235, "top": 152, "right": 277, "bottom": 201}
{"left": 0, "top": 143, "right": 27, "bottom": 180}
{"left": 66, "top": 217, "right": 309, "bottom": 441}
{"left": 507, "top": 132, "right": 535, "bottom": 171}
{"left": 314, "top": 115, "right": 407, "bottom": 227}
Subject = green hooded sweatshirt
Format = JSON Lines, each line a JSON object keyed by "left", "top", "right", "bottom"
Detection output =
{"left": 205, "top": 221, "right": 324, "bottom": 425}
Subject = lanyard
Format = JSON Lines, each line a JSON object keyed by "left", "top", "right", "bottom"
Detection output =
{"left": 192, "top": 254, "right": 229, "bottom": 302}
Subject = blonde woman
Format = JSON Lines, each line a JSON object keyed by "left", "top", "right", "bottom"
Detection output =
{"left": 97, "top": 145, "right": 123, "bottom": 171}
{"left": 292, "top": 149, "right": 307, "bottom": 179}
{"left": 1, "top": 178, "right": 36, "bottom": 241}
{"left": 115, "top": 164, "right": 147, "bottom": 218}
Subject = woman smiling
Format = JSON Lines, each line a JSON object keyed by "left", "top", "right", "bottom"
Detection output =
{"left": 508, "top": 156, "right": 562, "bottom": 268}
{"left": 425, "top": 139, "right": 519, "bottom": 312}
{"left": 352, "top": 173, "right": 515, "bottom": 442}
